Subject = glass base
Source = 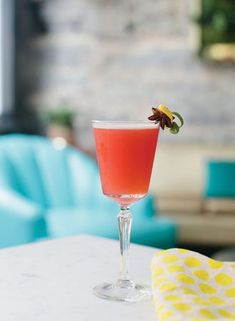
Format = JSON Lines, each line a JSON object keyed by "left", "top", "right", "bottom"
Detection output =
{"left": 93, "top": 280, "right": 151, "bottom": 302}
{"left": 106, "top": 193, "right": 146, "bottom": 204}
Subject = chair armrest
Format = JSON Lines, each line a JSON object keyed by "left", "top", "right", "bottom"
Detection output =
{"left": 0, "top": 188, "right": 46, "bottom": 247}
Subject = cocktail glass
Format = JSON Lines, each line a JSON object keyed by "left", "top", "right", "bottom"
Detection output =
{"left": 92, "top": 120, "right": 159, "bottom": 302}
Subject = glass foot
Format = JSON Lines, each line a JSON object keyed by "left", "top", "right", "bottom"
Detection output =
{"left": 93, "top": 280, "right": 151, "bottom": 302}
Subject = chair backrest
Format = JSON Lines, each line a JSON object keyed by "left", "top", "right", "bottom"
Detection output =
{"left": 204, "top": 160, "right": 235, "bottom": 198}
{"left": 0, "top": 134, "right": 102, "bottom": 209}
{"left": 0, "top": 134, "right": 156, "bottom": 217}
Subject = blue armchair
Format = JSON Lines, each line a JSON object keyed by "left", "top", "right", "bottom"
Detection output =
{"left": 0, "top": 134, "right": 176, "bottom": 248}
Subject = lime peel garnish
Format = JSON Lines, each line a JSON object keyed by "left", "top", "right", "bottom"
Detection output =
{"left": 169, "top": 112, "right": 184, "bottom": 134}
{"left": 172, "top": 112, "right": 184, "bottom": 127}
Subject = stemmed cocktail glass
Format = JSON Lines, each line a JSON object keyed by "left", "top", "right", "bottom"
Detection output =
{"left": 92, "top": 120, "right": 159, "bottom": 302}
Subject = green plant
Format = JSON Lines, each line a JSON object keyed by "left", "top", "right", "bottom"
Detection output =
{"left": 194, "top": 0, "right": 235, "bottom": 57}
{"left": 42, "top": 108, "right": 76, "bottom": 129}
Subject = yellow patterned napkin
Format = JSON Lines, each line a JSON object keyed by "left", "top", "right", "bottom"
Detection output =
{"left": 151, "top": 249, "right": 235, "bottom": 321}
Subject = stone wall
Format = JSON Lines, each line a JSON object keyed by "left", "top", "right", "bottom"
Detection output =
{"left": 27, "top": 0, "right": 235, "bottom": 147}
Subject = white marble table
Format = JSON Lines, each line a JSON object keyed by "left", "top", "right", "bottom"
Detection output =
{"left": 0, "top": 235, "right": 159, "bottom": 321}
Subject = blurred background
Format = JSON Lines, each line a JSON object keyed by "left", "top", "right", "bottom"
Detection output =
{"left": 0, "top": 0, "right": 235, "bottom": 258}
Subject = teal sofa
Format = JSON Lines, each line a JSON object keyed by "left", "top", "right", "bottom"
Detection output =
{"left": 0, "top": 134, "right": 176, "bottom": 248}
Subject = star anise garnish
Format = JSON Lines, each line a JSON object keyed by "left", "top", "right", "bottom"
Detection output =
{"left": 148, "top": 107, "right": 173, "bottom": 130}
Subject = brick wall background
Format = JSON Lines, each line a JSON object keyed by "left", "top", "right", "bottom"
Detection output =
{"left": 26, "top": 0, "right": 235, "bottom": 148}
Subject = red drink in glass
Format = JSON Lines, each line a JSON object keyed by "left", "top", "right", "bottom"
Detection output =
{"left": 92, "top": 120, "right": 159, "bottom": 302}
{"left": 94, "top": 123, "right": 159, "bottom": 204}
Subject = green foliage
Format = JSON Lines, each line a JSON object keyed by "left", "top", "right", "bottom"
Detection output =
{"left": 41, "top": 108, "right": 76, "bottom": 129}
{"left": 195, "top": 0, "right": 235, "bottom": 56}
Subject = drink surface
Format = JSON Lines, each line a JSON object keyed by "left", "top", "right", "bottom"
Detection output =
{"left": 93, "top": 123, "right": 159, "bottom": 203}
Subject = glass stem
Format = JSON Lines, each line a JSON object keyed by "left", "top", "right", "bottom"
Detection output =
{"left": 117, "top": 205, "right": 133, "bottom": 287}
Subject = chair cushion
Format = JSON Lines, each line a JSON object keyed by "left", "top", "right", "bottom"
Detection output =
{"left": 46, "top": 207, "right": 176, "bottom": 248}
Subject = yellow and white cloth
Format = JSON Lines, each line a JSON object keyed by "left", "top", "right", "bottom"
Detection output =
{"left": 151, "top": 249, "right": 235, "bottom": 321}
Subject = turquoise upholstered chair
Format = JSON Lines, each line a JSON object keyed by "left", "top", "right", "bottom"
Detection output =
{"left": 0, "top": 134, "right": 176, "bottom": 248}
{"left": 205, "top": 161, "right": 235, "bottom": 198}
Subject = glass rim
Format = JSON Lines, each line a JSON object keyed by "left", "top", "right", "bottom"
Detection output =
{"left": 92, "top": 120, "right": 159, "bottom": 129}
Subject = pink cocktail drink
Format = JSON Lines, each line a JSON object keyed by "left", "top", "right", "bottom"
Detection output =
{"left": 94, "top": 122, "right": 159, "bottom": 204}
{"left": 92, "top": 120, "right": 159, "bottom": 302}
